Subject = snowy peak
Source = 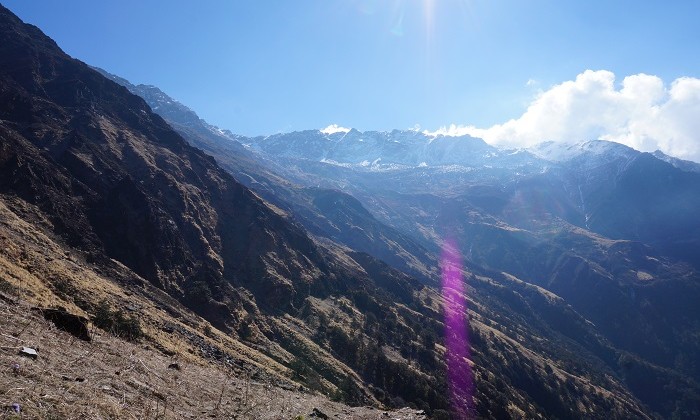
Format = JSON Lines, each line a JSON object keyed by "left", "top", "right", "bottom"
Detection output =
{"left": 249, "top": 128, "right": 501, "bottom": 169}
{"left": 527, "top": 140, "right": 638, "bottom": 163}
{"left": 93, "top": 67, "right": 697, "bottom": 177}
{"left": 652, "top": 150, "right": 700, "bottom": 173}
{"left": 524, "top": 140, "right": 700, "bottom": 173}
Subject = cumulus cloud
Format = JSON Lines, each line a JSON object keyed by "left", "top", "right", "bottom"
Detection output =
{"left": 320, "top": 124, "right": 351, "bottom": 135}
{"left": 426, "top": 70, "right": 700, "bottom": 162}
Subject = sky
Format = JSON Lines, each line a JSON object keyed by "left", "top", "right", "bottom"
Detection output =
{"left": 5, "top": 0, "right": 700, "bottom": 161}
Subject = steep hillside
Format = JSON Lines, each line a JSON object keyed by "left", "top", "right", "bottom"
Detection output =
{"left": 0, "top": 196, "right": 428, "bottom": 419}
{"left": 0, "top": 4, "right": 339, "bottom": 325}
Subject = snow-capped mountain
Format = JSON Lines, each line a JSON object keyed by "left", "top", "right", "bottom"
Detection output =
{"left": 526, "top": 140, "right": 639, "bottom": 163}
{"left": 247, "top": 127, "right": 700, "bottom": 178}
{"left": 246, "top": 128, "right": 493, "bottom": 167}
{"left": 652, "top": 150, "right": 700, "bottom": 173}
{"left": 244, "top": 128, "right": 700, "bottom": 269}
{"left": 92, "top": 68, "right": 700, "bottom": 180}
{"left": 245, "top": 128, "right": 545, "bottom": 172}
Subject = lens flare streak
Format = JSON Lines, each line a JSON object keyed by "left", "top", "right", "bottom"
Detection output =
{"left": 441, "top": 238, "right": 475, "bottom": 418}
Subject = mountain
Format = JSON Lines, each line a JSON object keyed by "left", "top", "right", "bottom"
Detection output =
{"left": 244, "top": 129, "right": 700, "bottom": 415}
{"left": 0, "top": 5, "right": 347, "bottom": 322}
{"left": 242, "top": 130, "right": 700, "bottom": 268}
{"left": 242, "top": 128, "right": 700, "bottom": 347}
{"left": 4, "top": 4, "right": 699, "bottom": 417}
{"left": 94, "top": 67, "right": 440, "bottom": 283}
{"left": 100, "top": 71, "right": 700, "bottom": 417}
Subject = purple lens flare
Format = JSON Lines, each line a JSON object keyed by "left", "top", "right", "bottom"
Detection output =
{"left": 441, "top": 238, "right": 475, "bottom": 418}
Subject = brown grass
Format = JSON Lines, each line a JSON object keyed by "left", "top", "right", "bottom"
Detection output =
{"left": 0, "top": 197, "right": 426, "bottom": 419}
{"left": 0, "top": 299, "right": 423, "bottom": 419}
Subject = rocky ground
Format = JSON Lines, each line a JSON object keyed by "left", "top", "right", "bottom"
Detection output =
{"left": 0, "top": 298, "right": 425, "bottom": 419}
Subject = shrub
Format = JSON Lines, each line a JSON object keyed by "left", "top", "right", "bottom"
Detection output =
{"left": 238, "top": 315, "right": 254, "bottom": 339}
{"left": 92, "top": 299, "right": 142, "bottom": 341}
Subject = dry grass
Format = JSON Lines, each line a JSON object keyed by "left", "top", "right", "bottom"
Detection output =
{"left": 0, "top": 299, "right": 425, "bottom": 419}
{"left": 0, "top": 197, "right": 426, "bottom": 419}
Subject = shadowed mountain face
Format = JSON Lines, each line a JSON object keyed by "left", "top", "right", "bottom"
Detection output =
{"left": 0, "top": 5, "right": 334, "bottom": 323}
{"left": 3, "top": 5, "right": 700, "bottom": 418}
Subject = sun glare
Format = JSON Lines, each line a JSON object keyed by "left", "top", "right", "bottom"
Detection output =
{"left": 423, "top": 0, "right": 436, "bottom": 34}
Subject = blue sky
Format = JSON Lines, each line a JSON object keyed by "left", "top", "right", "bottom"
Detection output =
{"left": 4, "top": 1, "right": 700, "bottom": 160}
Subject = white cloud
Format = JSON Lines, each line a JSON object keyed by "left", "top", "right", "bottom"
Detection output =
{"left": 426, "top": 70, "right": 700, "bottom": 162}
{"left": 320, "top": 124, "right": 351, "bottom": 135}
